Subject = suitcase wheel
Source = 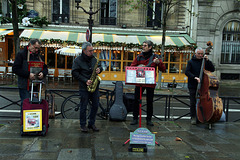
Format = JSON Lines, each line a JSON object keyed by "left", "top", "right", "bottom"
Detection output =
{"left": 20, "top": 125, "right": 24, "bottom": 136}
{"left": 41, "top": 125, "right": 47, "bottom": 136}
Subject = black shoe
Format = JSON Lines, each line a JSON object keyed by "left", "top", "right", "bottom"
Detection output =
{"left": 130, "top": 119, "right": 138, "bottom": 125}
{"left": 81, "top": 126, "right": 88, "bottom": 132}
{"left": 88, "top": 125, "right": 99, "bottom": 132}
{"left": 147, "top": 120, "right": 154, "bottom": 126}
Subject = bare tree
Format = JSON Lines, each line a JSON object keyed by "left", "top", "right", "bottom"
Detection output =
{"left": 9, "top": 0, "right": 20, "bottom": 55}
{"left": 126, "top": 0, "right": 188, "bottom": 55}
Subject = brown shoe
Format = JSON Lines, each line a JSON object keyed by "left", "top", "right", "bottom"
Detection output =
{"left": 88, "top": 125, "right": 99, "bottom": 132}
{"left": 81, "top": 126, "right": 88, "bottom": 132}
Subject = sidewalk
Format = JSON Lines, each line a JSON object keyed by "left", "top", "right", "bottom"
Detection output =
{"left": 0, "top": 118, "right": 240, "bottom": 160}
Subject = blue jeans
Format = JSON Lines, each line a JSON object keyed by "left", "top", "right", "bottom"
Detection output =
{"left": 79, "top": 90, "right": 99, "bottom": 127}
{"left": 19, "top": 88, "right": 30, "bottom": 116}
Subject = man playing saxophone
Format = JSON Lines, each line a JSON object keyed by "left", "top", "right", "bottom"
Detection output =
{"left": 72, "top": 42, "right": 103, "bottom": 133}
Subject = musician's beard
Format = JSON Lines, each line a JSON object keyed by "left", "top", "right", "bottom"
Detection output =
{"left": 143, "top": 49, "right": 152, "bottom": 59}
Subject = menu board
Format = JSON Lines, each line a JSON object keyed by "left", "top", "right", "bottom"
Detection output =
{"left": 27, "top": 61, "right": 44, "bottom": 90}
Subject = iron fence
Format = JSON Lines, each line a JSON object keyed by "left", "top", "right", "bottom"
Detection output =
{"left": 1, "top": 86, "right": 240, "bottom": 122}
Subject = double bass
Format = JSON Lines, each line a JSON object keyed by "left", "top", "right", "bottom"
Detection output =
{"left": 196, "top": 41, "right": 223, "bottom": 129}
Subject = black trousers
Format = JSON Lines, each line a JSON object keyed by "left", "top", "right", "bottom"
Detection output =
{"left": 189, "top": 88, "right": 197, "bottom": 118}
{"left": 133, "top": 86, "right": 154, "bottom": 120}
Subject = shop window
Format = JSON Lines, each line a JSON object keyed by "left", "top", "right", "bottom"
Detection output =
{"left": 111, "top": 51, "right": 121, "bottom": 71}
{"left": 99, "top": 50, "right": 120, "bottom": 71}
{"left": 170, "top": 63, "right": 179, "bottom": 73}
{"left": 99, "top": 50, "right": 110, "bottom": 71}
{"left": 122, "top": 62, "right": 132, "bottom": 72}
{"left": 67, "top": 56, "right": 74, "bottom": 69}
{"left": 7, "top": 38, "right": 13, "bottom": 62}
{"left": 182, "top": 53, "right": 191, "bottom": 62}
{"left": 39, "top": 47, "right": 45, "bottom": 60}
{"left": 57, "top": 54, "right": 65, "bottom": 68}
{"left": 124, "top": 51, "right": 134, "bottom": 60}
{"left": 47, "top": 48, "right": 55, "bottom": 68}
{"left": 181, "top": 64, "right": 187, "bottom": 73}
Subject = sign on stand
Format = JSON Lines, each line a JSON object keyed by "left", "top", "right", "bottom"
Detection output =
{"left": 130, "top": 128, "right": 155, "bottom": 145}
{"left": 124, "top": 66, "right": 159, "bottom": 152}
{"left": 125, "top": 66, "right": 155, "bottom": 86}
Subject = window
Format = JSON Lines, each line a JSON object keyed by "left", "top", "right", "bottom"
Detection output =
{"left": 147, "top": 0, "right": 162, "bottom": 27}
{"left": 52, "top": 0, "right": 69, "bottom": 23}
{"left": 221, "top": 21, "right": 240, "bottom": 64}
{"left": 100, "top": 0, "right": 117, "bottom": 25}
{"left": 163, "top": 52, "right": 192, "bottom": 74}
{"left": 47, "top": 48, "right": 55, "bottom": 68}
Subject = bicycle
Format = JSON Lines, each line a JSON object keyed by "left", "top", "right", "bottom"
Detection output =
{"left": 61, "top": 88, "right": 114, "bottom": 119}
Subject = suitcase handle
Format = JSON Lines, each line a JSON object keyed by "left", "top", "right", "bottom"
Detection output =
{"left": 30, "top": 80, "right": 44, "bottom": 103}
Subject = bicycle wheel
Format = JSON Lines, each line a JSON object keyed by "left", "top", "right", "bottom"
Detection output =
{"left": 61, "top": 95, "right": 81, "bottom": 119}
{"left": 88, "top": 100, "right": 108, "bottom": 120}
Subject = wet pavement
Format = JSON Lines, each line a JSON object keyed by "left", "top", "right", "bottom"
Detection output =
{"left": 1, "top": 79, "right": 240, "bottom": 159}
{"left": 0, "top": 118, "right": 240, "bottom": 160}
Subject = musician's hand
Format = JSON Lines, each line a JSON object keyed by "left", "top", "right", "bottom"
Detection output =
{"left": 194, "top": 77, "right": 200, "bottom": 83}
{"left": 38, "top": 72, "right": 44, "bottom": 79}
{"left": 96, "top": 68, "right": 100, "bottom": 74}
{"left": 86, "top": 80, "right": 92, "bottom": 86}
{"left": 204, "top": 55, "right": 209, "bottom": 61}
{"left": 153, "top": 58, "right": 160, "bottom": 64}
{"left": 29, "top": 73, "right": 35, "bottom": 80}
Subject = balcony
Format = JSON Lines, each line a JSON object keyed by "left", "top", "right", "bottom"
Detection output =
{"left": 100, "top": 17, "right": 116, "bottom": 25}
{"left": 52, "top": 14, "right": 69, "bottom": 23}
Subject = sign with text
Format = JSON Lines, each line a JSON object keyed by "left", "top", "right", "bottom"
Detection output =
{"left": 130, "top": 128, "right": 155, "bottom": 146}
{"left": 125, "top": 66, "right": 155, "bottom": 86}
{"left": 23, "top": 109, "right": 42, "bottom": 132}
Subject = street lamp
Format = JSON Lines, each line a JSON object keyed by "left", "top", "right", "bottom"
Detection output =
{"left": 75, "top": 0, "right": 101, "bottom": 43}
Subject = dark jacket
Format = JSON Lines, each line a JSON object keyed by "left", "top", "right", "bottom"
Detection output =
{"left": 72, "top": 53, "right": 103, "bottom": 91}
{"left": 131, "top": 51, "right": 166, "bottom": 88}
{"left": 13, "top": 46, "right": 48, "bottom": 89}
{"left": 185, "top": 55, "right": 215, "bottom": 89}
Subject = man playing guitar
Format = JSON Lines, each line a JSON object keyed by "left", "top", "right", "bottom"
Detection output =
{"left": 130, "top": 40, "right": 166, "bottom": 126}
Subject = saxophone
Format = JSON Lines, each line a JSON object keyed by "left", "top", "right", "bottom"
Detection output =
{"left": 87, "top": 57, "right": 101, "bottom": 93}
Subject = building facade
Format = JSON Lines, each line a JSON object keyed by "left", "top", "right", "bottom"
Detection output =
{"left": 1, "top": 0, "right": 205, "bottom": 84}
{"left": 193, "top": 0, "right": 240, "bottom": 80}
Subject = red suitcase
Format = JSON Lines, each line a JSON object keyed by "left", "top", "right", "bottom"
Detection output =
{"left": 21, "top": 80, "right": 49, "bottom": 136}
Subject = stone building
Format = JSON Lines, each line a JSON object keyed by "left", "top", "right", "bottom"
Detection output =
{"left": 0, "top": 0, "right": 216, "bottom": 82}
{"left": 192, "top": 0, "right": 240, "bottom": 80}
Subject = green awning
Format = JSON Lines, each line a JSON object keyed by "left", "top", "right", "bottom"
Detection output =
{"left": 0, "top": 29, "right": 13, "bottom": 38}
{"left": 20, "top": 29, "right": 195, "bottom": 47}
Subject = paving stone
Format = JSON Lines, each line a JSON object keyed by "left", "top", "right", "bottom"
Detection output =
{"left": 0, "top": 119, "right": 240, "bottom": 159}
{"left": 57, "top": 148, "right": 92, "bottom": 160}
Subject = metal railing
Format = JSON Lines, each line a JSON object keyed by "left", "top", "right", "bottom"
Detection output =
{"left": 1, "top": 86, "right": 240, "bottom": 122}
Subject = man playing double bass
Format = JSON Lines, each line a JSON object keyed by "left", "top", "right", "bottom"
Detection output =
{"left": 185, "top": 47, "right": 215, "bottom": 125}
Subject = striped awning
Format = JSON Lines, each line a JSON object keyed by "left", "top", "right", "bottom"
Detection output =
{"left": 54, "top": 46, "right": 82, "bottom": 56}
{"left": 20, "top": 29, "right": 195, "bottom": 47}
{"left": 0, "top": 29, "right": 13, "bottom": 37}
